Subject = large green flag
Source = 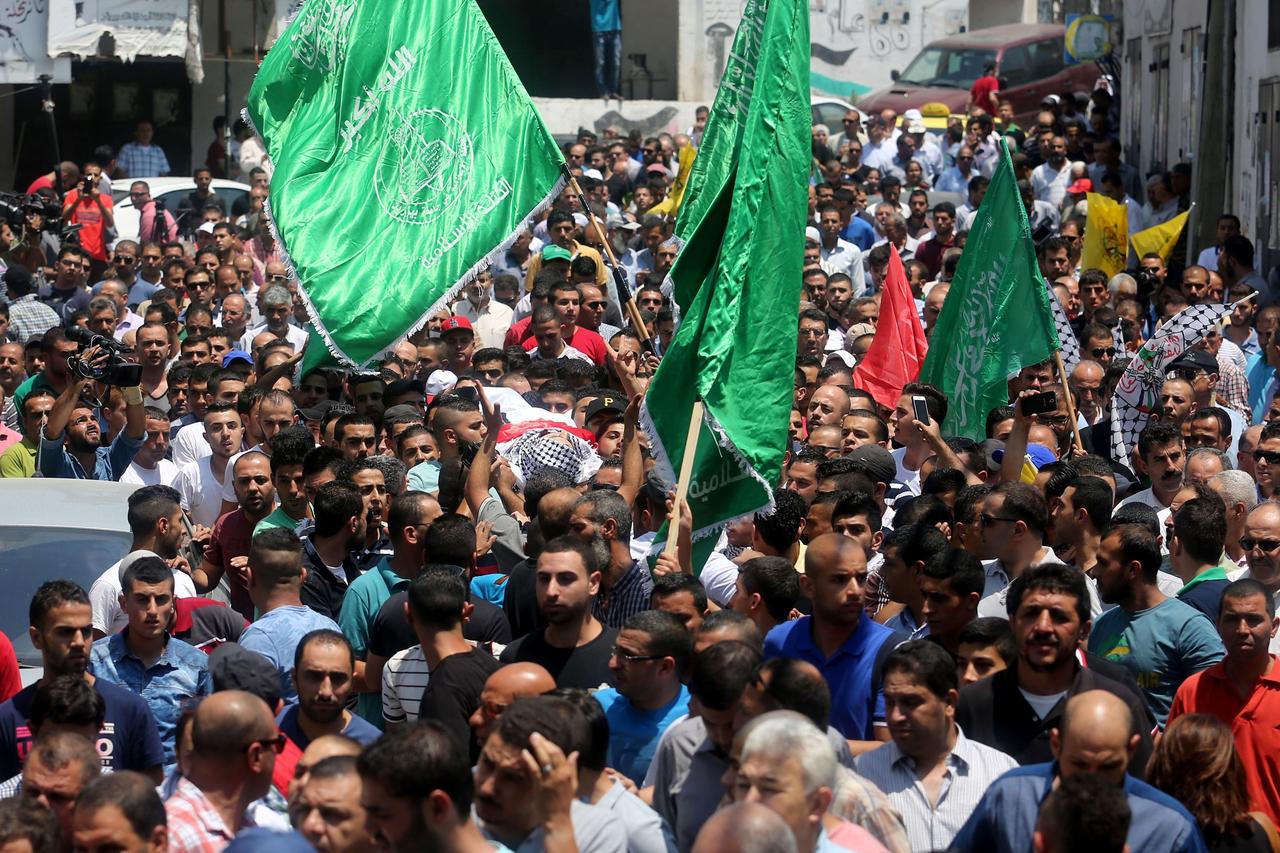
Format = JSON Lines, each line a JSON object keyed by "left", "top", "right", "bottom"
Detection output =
{"left": 640, "top": 0, "right": 810, "bottom": 565}
{"left": 918, "top": 139, "right": 1061, "bottom": 440}
{"left": 246, "top": 0, "right": 564, "bottom": 368}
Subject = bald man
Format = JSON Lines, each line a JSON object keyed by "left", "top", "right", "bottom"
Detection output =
{"left": 288, "top": 733, "right": 362, "bottom": 803}
{"left": 764, "top": 534, "right": 904, "bottom": 751}
{"left": 467, "top": 663, "right": 555, "bottom": 746}
{"left": 693, "top": 802, "right": 799, "bottom": 853}
{"left": 165, "top": 690, "right": 280, "bottom": 847}
{"left": 807, "top": 385, "right": 851, "bottom": 433}
{"left": 953, "top": 690, "right": 1205, "bottom": 853}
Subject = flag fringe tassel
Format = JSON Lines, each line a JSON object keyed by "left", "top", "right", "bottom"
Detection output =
{"left": 638, "top": 395, "right": 776, "bottom": 547}
{"left": 241, "top": 107, "right": 566, "bottom": 370}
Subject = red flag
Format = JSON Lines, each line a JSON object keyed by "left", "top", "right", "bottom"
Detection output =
{"left": 853, "top": 245, "right": 928, "bottom": 411}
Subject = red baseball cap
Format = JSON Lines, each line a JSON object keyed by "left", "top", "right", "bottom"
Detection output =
{"left": 439, "top": 316, "right": 473, "bottom": 336}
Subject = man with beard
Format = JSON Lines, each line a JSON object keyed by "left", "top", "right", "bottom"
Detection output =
{"left": 0, "top": 581, "right": 164, "bottom": 780}
{"left": 277, "top": 630, "right": 378, "bottom": 750}
{"left": 134, "top": 323, "right": 170, "bottom": 413}
{"left": 300, "top": 481, "right": 368, "bottom": 621}
{"left": 238, "top": 530, "right": 342, "bottom": 704}
{"left": 474, "top": 695, "right": 625, "bottom": 852}
{"left": 570, "top": 491, "right": 653, "bottom": 629}
{"left": 1087, "top": 524, "right": 1223, "bottom": 727}
{"left": 500, "top": 536, "right": 617, "bottom": 690}
{"left": 292, "top": 755, "right": 378, "bottom": 853}
{"left": 194, "top": 451, "right": 275, "bottom": 620}
{"left": 956, "top": 563, "right": 1153, "bottom": 773}
{"left": 451, "top": 273, "right": 513, "bottom": 350}
{"left": 358, "top": 721, "right": 533, "bottom": 853}
{"left": 39, "top": 376, "right": 145, "bottom": 480}
{"left": 89, "top": 486, "right": 198, "bottom": 638}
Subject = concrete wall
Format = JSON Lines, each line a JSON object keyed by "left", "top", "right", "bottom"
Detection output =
{"left": 621, "top": 0, "right": 680, "bottom": 101}
{"left": 677, "top": 0, "right": 975, "bottom": 104}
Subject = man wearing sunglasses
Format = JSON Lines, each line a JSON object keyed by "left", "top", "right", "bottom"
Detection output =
{"left": 165, "top": 689, "right": 283, "bottom": 849}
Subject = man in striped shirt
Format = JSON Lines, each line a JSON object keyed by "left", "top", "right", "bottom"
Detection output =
{"left": 856, "top": 640, "right": 1018, "bottom": 851}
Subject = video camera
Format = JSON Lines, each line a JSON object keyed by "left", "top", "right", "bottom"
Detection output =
{"left": 64, "top": 325, "right": 143, "bottom": 388}
{"left": 0, "top": 191, "right": 61, "bottom": 233}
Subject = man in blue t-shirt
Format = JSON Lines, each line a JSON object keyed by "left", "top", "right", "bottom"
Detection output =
{"left": 275, "top": 630, "right": 379, "bottom": 749}
{"left": 591, "top": 609, "right": 690, "bottom": 783}
{"left": 0, "top": 581, "right": 164, "bottom": 781}
{"left": 764, "top": 534, "right": 904, "bottom": 746}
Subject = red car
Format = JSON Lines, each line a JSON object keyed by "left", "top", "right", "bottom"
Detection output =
{"left": 858, "top": 23, "right": 1100, "bottom": 127}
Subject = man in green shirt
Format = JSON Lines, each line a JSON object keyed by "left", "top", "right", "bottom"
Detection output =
{"left": 255, "top": 427, "right": 312, "bottom": 534}
{"left": 12, "top": 329, "right": 77, "bottom": 434}
{"left": 0, "top": 389, "right": 55, "bottom": 477}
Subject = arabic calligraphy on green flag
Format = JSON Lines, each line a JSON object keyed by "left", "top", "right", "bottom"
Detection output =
{"left": 246, "top": 0, "right": 565, "bottom": 368}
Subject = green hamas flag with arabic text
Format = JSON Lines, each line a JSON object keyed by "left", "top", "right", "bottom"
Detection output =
{"left": 640, "top": 0, "right": 810, "bottom": 566}
{"left": 246, "top": 0, "right": 564, "bottom": 368}
{"left": 918, "top": 139, "right": 1061, "bottom": 440}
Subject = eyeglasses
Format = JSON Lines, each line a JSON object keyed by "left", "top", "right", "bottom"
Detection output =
{"left": 611, "top": 647, "right": 664, "bottom": 664}
{"left": 1241, "top": 537, "right": 1280, "bottom": 553}
{"left": 242, "top": 733, "right": 287, "bottom": 754}
{"left": 1253, "top": 450, "right": 1280, "bottom": 465}
{"left": 115, "top": 255, "right": 136, "bottom": 264}
{"left": 585, "top": 301, "right": 607, "bottom": 309}
{"left": 267, "top": 274, "right": 288, "bottom": 282}
{"left": 1090, "top": 347, "right": 1116, "bottom": 358}
{"left": 979, "top": 514, "right": 1019, "bottom": 527}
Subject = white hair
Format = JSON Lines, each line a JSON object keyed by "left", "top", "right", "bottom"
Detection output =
{"left": 1108, "top": 272, "right": 1137, "bottom": 295}
{"left": 740, "top": 710, "right": 836, "bottom": 795}
{"left": 1210, "top": 470, "right": 1259, "bottom": 512}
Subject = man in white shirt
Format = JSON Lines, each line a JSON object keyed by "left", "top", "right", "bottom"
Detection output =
{"left": 452, "top": 273, "right": 514, "bottom": 350}
{"left": 89, "top": 486, "right": 198, "bottom": 638}
{"left": 172, "top": 402, "right": 245, "bottom": 528}
{"left": 239, "top": 284, "right": 307, "bottom": 355}
{"left": 816, "top": 203, "right": 864, "bottom": 285}
{"left": 1029, "top": 136, "right": 1072, "bottom": 208}
{"left": 172, "top": 369, "right": 246, "bottom": 467}
{"left": 1140, "top": 173, "right": 1180, "bottom": 230}
{"left": 120, "top": 408, "right": 178, "bottom": 487}
{"left": 526, "top": 306, "right": 592, "bottom": 363}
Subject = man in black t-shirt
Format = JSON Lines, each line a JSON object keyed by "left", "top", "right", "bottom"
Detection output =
{"left": 499, "top": 536, "right": 616, "bottom": 690}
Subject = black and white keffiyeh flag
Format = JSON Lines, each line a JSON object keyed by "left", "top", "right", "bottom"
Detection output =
{"left": 1049, "top": 286, "right": 1081, "bottom": 369}
{"left": 1110, "top": 301, "right": 1235, "bottom": 471}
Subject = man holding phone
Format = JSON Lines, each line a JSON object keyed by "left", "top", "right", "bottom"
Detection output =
{"left": 890, "top": 383, "right": 948, "bottom": 498}
{"left": 61, "top": 163, "right": 115, "bottom": 281}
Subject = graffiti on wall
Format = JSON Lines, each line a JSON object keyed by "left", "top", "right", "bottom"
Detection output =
{"left": 699, "top": 0, "right": 966, "bottom": 102}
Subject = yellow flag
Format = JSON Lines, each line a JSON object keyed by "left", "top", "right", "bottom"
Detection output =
{"left": 647, "top": 144, "right": 697, "bottom": 217}
{"left": 1081, "top": 192, "right": 1129, "bottom": 277}
{"left": 1130, "top": 210, "right": 1190, "bottom": 263}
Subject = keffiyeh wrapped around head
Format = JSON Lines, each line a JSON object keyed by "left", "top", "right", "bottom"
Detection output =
{"left": 499, "top": 428, "right": 602, "bottom": 489}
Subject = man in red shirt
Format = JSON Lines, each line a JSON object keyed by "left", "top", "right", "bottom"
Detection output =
{"left": 968, "top": 63, "right": 1000, "bottom": 115}
{"left": 518, "top": 281, "right": 607, "bottom": 365}
{"left": 1168, "top": 578, "right": 1280, "bottom": 824}
{"left": 61, "top": 165, "right": 115, "bottom": 279}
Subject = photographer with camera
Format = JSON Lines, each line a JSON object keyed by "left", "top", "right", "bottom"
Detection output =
{"left": 37, "top": 342, "right": 145, "bottom": 480}
{"left": 60, "top": 163, "right": 114, "bottom": 281}
{"left": 129, "top": 182, "right": 178, "bottom": 244}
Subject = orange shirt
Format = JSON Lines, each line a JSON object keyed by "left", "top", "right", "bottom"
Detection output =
{"left": 1168, "top": 656, "right": 1280, "bottom": 825}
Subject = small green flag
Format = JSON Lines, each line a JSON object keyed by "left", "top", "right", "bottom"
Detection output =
{"left": 918, "top": 139, "right": 1061, "bottom": 440}
{"left": 246, "top": 0, "right": 564, "bottom": 368}
{"left": 641, "top": 0, "right": 810, "bottom": 567}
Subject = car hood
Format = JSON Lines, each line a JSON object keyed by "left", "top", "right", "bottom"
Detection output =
{"left": 858, "top": 85, "right": 967, "bottom": 115}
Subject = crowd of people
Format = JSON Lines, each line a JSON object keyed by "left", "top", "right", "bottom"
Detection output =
{"left": 0, "top": 83, "right": 1277, "bottom": 852}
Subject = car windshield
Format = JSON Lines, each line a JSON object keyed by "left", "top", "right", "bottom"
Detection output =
{"left": 896, "top": 47, "right": 997, "bottom": 89}
{"left": 0, "top": 528, "right": 130, "bottom": 665}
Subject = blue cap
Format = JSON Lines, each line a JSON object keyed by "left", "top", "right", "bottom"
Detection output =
{"left": 222, "top": 349, "right": 253, "bottom": 368}
{"left": 990, "top": 442, "right": 1058, "bottom": 470}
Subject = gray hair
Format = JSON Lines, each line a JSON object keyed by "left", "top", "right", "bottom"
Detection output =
{"left": 739, "top": 710, "right": 836, "bottom": 795}
{"left": 576, "top": 489, "right": 632, "bottom": 544}
{"left": 364, "top": 455, "right": 409, "bottom": 497}
{"left": 1108, "top": 272, "right": 1137, "bottom": 295}
{"left": 1210, "top": 470, "right": 1259, "bottom": 512}
{"left": 88, "top": 296, "right": 117, "bottom": 316}
{"left": 261, "top": 284, "right": 292, "bottom": 308}
{"left": 695, "top": 803, "right": 798, "bottom": 853}
{"left": 1187, "top": 446, "right": 1232, "bottom": 473}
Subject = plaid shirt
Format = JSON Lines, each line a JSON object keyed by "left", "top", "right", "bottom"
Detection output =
{"left": 165, "top": 776, "right": 253, "bottom": 853}
{"left": 1215, "top": 356, "right": 1251, "bottom": 419}
{"left": 6, "top": 294, "right": 61, "bottom": 343}
{"left": 117, "top": 142, "right": 171, "bottom": 177}
{"left": 829, "top": 766, "right": 912, "bottom": 853}
{"left": 593, "top": 559, "right": 654, "bottom": 628}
